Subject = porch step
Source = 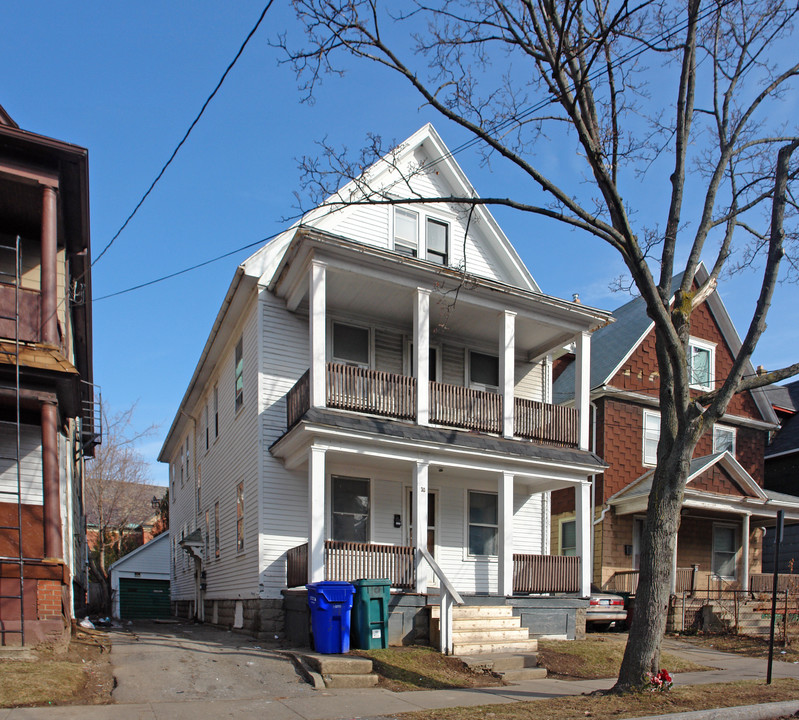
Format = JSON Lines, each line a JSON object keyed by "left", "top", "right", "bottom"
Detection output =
{"left": 291, "top": 652, "right": 378, "bottom": 689}
{"left": 458, "top": 652, "right": 546, "bottom": 684}
{"left": 431, "top": 604, "right": 539, "bottom": 655}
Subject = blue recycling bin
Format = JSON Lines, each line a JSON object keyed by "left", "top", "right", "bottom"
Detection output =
{"left": 306, "top": 581, "right": 355, "bottom": 654}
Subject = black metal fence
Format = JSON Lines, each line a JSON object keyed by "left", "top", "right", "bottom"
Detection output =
{"left": 672, "top": 589, "right": 799, "bottom": 644}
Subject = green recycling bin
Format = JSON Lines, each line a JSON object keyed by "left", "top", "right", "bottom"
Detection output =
{"left": 352, "top": 578, "right": 390, "bottom": 650}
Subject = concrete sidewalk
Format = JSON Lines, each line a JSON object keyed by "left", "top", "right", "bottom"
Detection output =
{"left": 1, "top": 639, "right": 799, "bottom": 719}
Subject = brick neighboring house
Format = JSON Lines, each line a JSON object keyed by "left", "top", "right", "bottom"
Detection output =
{"left": 0, "top": 106, "right": 99, "bottom": 645}
{"left": 552, "top": 265, "right": 799, "bottom": 608}
{"left": 762, "top": 380, "right": 799, "bottom": 573}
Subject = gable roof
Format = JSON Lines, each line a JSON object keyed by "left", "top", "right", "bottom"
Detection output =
{"left": 766, "top": 379, "right": 799, "bottom": 458}
{"left": 108, "top": 530, "right": 170, "bottom": 573}
{"left": 552, "top": 265, "right": 777, "bottom": 425}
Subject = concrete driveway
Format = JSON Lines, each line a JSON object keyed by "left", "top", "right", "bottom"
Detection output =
{"left": 109, "top": 620, "right": 315, "bottom": 704}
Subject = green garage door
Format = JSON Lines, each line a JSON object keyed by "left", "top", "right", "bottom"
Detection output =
{"left": 119, "top": 578, "right": 171, "bottom": 619}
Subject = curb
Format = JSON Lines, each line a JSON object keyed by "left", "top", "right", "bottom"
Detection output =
{"left": 622, "top": 699, "right": 799, "bottom": 720}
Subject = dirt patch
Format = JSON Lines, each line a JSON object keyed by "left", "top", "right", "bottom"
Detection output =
{"left": 351, "top": 646, "right": 505, "bottom": 692}
{"left": 538, "top": 635, "right": 711, "bottom": 680}
{"left": 673, "top": 632, "right": 799, "bottom": 662}
{"left": 0, "top": 627, "right": 114, "bottom": 708}
{"left": 396, "top": 678, "right": 799, "bottom": 720}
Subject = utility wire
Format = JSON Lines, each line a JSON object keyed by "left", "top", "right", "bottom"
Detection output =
{"left": 92, "top": 1, "right": 275, "bottom": 267}
{"left": 94, "top": 0, "right": 736, "bottom": 301}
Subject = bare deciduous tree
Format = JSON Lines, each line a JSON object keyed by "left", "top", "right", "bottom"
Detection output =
{"left": 85, "top": 405, "right": 159, "bottom": 610}
{"left": 279, "top": 0, "right": 799, "bottom": 690}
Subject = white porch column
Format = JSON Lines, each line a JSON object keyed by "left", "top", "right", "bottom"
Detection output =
{"left": 413, "top": 460, "right": 430, "bottom": 593}
{"left": 575, "top": 481, "right": 591, "bottom": 598}
{"left": 498, "top": 471, "right": 514, "bottom": 596}
{"left": 499, "top": 311, "right": 516, "bottom": 438}
{"left": 574, "top": 331, "right": 591, "bottom": 451}
{"left": 309, "top": 261, "right": 327, "bottom": 408}
{"left": 741, "top": 513, "right": 750, "bottom": 592}
{"left": 308, "top": 446, "right": 326, "bottom": 583}
{"left": 414, "top": 288, "right": 431, "bottom": 425}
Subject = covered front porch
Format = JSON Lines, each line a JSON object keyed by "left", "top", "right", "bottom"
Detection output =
{"left": 271, "top": 409, "right": 604, "bottom": 602}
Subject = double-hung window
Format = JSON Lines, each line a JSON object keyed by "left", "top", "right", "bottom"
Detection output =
{"left": 426, "top": 218, "right": 448, "bottom": 265}
{"left": 560, "top": 519, "right": 576, "bottom": 556}
{"left": 236, "top": 482, "right": 245, "bottom": 551}
{"left": 394, "top": 207, "right": 418, "bottom": 257}
{"left": 331, "top": 476, "right": 370, "bottom": 543}
{"left": 213, "top": 385, "right": 219, "bottom": 438}
{"left": 214, "top": 501, "right": 220, "bottom": 559}
{"left": 643, "top": 410, "right": 660, "bottom": 466}
{"left": 713, "top": 425, "right": 736, "bottom": 456}
{"left": 468, "top": 491, "right": 498, "bottom": 556}
{"left": 234, "top": 338, "right": 244, "bottom": 412}
{"left": 332, "top": 322, "right": 370, "bottom": 367}
{"left": 712, "top": 524, "right": 737, "bottom": 579}
{"left": 688, "top": 338, "right": 715, "bottom": 390}
{"left": 469, "top": 351, "right": 499, "bottom": 392}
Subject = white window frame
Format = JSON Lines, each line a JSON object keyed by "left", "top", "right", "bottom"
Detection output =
{"left": 711, "top": 522, "right": 738, "bottom": 580}
{"left": 643, "top": 409, "right": 661, "bottom": 467}
{"left": 329, "top": 475, "right": 372, "bottom": 543}
{"left": 425, "top": 217, "right": 449, "bottom": 266}
{"left": 467, "top": 490, "right": 499, "bottom": 558}
{"left": 329, "top": 320, "right": 373, "bottom": 368}
{"left": 234, "top": 337, "right": 244, "bottom": 413}
{"left": 713, "top": 424, "right": 736, "bottom": 456}
{"left": 688, "top": 337, "right": 715, "bottom": 391}
{"left": 559, "top": 517, "right": 576, "bottom": 557}
{"left": 236, "top": 481, "right": 245, "bottom": 553}
{"left": 393, "top": 206, "right": 419, "bottom": 257}
{"left": 467, "top": 350, "right": 500, "bottom": 393}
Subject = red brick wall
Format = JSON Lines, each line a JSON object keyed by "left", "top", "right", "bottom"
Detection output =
{"left": 36, "top": 579, "right": 62, "bottom": 620}
{"left": 690, "top": 466, "right": 747, "bottom": 496}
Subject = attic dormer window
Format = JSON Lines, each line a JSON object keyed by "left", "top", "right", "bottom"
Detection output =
{"left": 688, "top": 338, "right": 715, "bottom": 391}
{"left": 393, "top": 207, "right": 418, "bottom": 257}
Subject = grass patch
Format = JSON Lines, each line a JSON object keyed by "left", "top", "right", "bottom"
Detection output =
{"left": 0, "top": 627, "right": 113, "bottom": 708}
{"left": 351, "top": 646, "right": 505, "bottom": 692}
{"left": 0, "top": 660, "right": 86, "bottom": 707}
{"left": 538, "top": 635, "right": 711, "bottom": 679}
{"left": 397, "top": 678, "right": 799, "bottom": 720}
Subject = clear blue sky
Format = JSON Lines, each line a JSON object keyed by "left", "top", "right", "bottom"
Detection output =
{"left": 3, "top": 2, "right": 796, "bottom": 485}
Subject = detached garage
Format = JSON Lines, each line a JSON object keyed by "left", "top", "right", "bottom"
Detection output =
{"left": 109, "top": 531, "right": 171, "bottom": 619}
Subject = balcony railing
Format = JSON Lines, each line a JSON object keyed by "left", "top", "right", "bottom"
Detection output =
{"left": 287, "top": 542, "right": 583, "bottom": 594}
{"left": 749, "top": 573, "right": 799, "bottom": 593}
{"left": 0, "top": 284, "right": 41, "bottom": 343}
{"left": 286, "top": 363, "right": 578, "bottom": 447}
{"left": 606, "top": 566, "right": 699, "bottom": 595}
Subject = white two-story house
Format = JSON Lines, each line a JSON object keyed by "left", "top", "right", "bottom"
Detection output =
{"left": 159, "top": 125, "right": 610, "bottom": 649}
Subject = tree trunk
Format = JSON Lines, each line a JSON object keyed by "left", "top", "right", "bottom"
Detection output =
{"left": 614, "top": 446, "right": 692, "bottom": 691}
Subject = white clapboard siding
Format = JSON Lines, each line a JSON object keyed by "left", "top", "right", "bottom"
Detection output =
{"left": 515, "top": 361, "right": 545, "bottom": 402}
{"left": 0, "top": 422, "right": 43, "bottom": 505}
{"left": 170, "top": 298, "right": 261, "bottom": 602}
{"left": 374, "top": 328, "right": 404, "bottom": 375}
{"left": 259, "top": 290, "right": 313, "bottom": 596}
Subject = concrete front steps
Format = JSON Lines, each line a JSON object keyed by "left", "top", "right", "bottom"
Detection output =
{"left": 459, "top": 652, "right": 548, "bottom": 683}
{"left": 430, "top": 604, "right": 541, "bottom": 655}
{"left": 285, "top": 651, "right": 378, "bottom": 689}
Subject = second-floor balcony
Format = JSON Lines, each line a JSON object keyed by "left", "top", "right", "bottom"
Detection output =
{"left": 287, "top": 363, "right": 579, "bottom": 447}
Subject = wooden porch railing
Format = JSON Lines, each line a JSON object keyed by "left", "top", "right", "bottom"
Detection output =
{"left": 287, "top": 369, "right": 310, "bottom": 429}
{"left": 749, "top": 573, "right": 799, "bottom": 593}
{"left": 513, "top": 554, "right": 580, "bottom": 593}
{"left": 429, "top": 381, "right": 502, "bottom": 434}
{"left": 284, "top": 365, "right": 578, "bottom": 448}
{"left": 606, "top": 566, "right": 699, "bottom": 595}
{"left": 327, "top": 363, "right": 416, "bottom": 419}
{"left": 285, "top": 540, "right": 416, "bottom": 590}
{"left": 514, "top": 398, "right": 578, "bottom": 447}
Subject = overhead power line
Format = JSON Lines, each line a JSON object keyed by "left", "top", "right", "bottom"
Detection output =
{"left": 92, "top": 1, "right": 275, "bottom": 267}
